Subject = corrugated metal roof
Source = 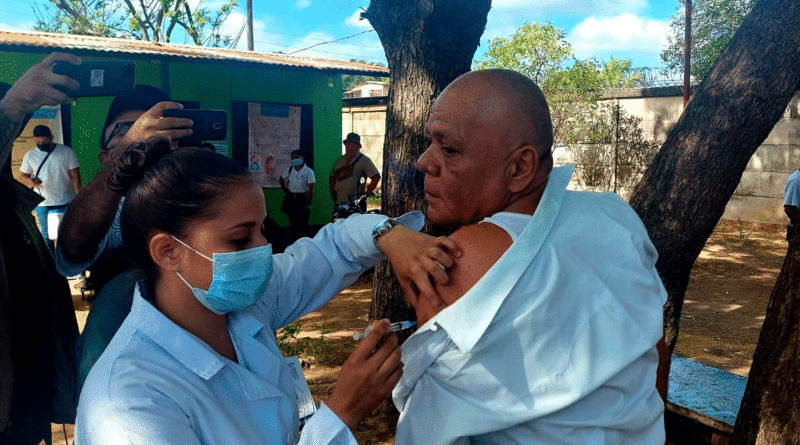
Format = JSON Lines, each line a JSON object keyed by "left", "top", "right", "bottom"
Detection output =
{"left": 0, "top": 30, "right": 389, "bottom": 76}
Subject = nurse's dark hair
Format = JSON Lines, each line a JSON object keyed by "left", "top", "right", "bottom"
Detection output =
{"left": 108, "top": 138, "right": 252, "bottom": 276}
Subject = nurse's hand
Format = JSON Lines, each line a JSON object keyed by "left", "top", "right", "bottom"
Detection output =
{"left": 327, "top": 319, "right": 401, "bottom": 431}
{"left": 376, "top": 224, "right": 461, "bottom": 312}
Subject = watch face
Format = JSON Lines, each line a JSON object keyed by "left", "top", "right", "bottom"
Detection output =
{"left": 372, "top": 218, "right": 397, "bottom": 240}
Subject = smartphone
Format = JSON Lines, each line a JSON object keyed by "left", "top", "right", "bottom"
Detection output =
{"left": 162, "top": 109, "right": 228, "bottom": 141}
{"left": 52, "top": 60, "right": 135, "bottom": 97}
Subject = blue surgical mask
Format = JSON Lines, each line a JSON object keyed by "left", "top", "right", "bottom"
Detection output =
{"left": 292, "top": 159, "right": 303, "bottom": 167}
{"left": 172, "top": 236, "right": 274, "bottom": 314}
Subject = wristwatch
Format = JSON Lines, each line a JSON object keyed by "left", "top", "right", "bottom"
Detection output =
{"left": 372, "top": 217, "right": 399, "bottom": 246}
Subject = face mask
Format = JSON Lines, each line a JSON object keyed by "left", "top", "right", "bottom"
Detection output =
{"left": 37, "top": 143, "right": 54, "bottom": 152}
{"left": 292, "top": 159, "right": 303, "bottom": 167}
{"left": 172, "top": 236, "right": 274, "bottom": 314}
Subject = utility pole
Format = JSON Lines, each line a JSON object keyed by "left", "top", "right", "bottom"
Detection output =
{"left": 247, "top": 0, "right": 254, "bottom": 51}
{"left": 683, "top": 0, "right": 692, "bottom": 107}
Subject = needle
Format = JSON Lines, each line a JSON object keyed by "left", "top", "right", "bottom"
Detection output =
{"left": 353, "top": 320, "right": 416, "bottom": 340}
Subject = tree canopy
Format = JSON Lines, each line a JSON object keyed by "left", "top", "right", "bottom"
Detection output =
{"left": 473, "top": 21, "right": 646, "bottom": 152}
{"left": 34, "top": 0, "right": 237, "bottom": 47}
{"left": 661, "top": 0, "right": 759, "bottom": 81}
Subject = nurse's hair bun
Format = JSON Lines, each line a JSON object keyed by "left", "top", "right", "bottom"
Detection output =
{"left": 108, "top": 137, "right": 172, "bottom": 196}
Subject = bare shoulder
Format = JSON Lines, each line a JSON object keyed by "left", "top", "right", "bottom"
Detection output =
{"left": 437, "top": 222, "right": 513, "bottom": 306}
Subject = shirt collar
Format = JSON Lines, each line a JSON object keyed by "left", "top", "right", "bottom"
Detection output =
{"left": 427, "top": 165, "right": 575, "bottom": 354}
{"left": 130, "top": 284, "right": 226, "bottom": 380}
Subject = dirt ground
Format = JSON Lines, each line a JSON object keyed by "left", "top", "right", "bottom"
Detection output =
{"left": 675, "top": 219, "right": 785, "bottom": 377}
{"left": 55, "top": 218, "right": 785, "bottom": 444}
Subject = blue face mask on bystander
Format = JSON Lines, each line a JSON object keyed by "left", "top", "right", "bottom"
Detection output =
{"left": 172, "top": 236, "right": 274, "bottom": 314}
{"left": 292, "top": 159, "right": 303, "bottom": 167}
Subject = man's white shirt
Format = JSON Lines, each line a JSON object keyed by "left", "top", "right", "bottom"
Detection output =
{"left": 393, "top": 166, "right": 667, "bottom": 445}
{"left": 281, "top": 164, "right": 315, "bottom": 194}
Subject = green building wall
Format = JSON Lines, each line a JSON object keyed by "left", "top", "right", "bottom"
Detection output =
{"left": 0, "top": 51, "right": 345, "bottom": 227}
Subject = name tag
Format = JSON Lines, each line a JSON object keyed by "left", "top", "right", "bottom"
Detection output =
{"left": 284, "top": 356, "right": 317, "bottom": 420}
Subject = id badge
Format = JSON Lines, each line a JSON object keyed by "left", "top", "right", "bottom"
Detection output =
{"left": 284, "top": 356, "right": 317, "bottom": 420}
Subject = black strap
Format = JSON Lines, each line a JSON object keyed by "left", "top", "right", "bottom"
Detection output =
{"left": 32, "top": 146, "right": 55, "bottom": 187}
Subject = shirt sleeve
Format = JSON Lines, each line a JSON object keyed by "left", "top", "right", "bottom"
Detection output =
{"left": 66, "top": 145, "right": 80, "bottom": 169}
{"left": 19, "top": 151, "right": 33, "bottom": 174}
{"left": 307, "top": 169, "right": 316, "bottom": 184}
{"left": 786, "top": 176, "right": 800, "bottom": 206}
{"left": 257, "top": 212, "right": 424, "bottom": 330}
{"left": 258, "top": 213, "right": 387, "bottom": 329}
{"left": 298, "top": 403, "right": 358, "bottom": 445}
{"left": 362, "top": 156, "right": 379, "bottom": 178}
{"left": 54, "top": 216, "right": 113, "bottom": 277}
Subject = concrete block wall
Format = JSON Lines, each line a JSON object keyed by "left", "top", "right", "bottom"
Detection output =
{"left": 601, "top": 88, "right": 799, "bottom": 225}
{"left": 343, "top": 89, "right": 800, "bottom": 225}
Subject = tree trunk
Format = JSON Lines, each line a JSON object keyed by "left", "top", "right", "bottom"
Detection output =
{"left": 730, "top": 233, "right": 800, "bottom": 444}
{"left": 363, "top": 0, "right": 491, "bottom": 325}
{"left": 629, "top": 0, "right": 800, "bottom": 355}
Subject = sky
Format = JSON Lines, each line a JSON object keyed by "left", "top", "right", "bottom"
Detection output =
{"left": 0, "top": 0, "right": 681, "bottom": 70}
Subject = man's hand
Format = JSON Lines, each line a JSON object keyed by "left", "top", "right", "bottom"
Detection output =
{"left": 327, "top": 319, "right": 402, "bottom": 430}
{"left": 114, "top": 101, "right": 193, "bottom": 152}
{"left": 19, "top": 172, "right": 42, "bottom": 189}
{"left": 377, "top": 225, "right": 461, "bottom": 315}
{"left": 0, "top": 53, "right": 81, "bottom": 122}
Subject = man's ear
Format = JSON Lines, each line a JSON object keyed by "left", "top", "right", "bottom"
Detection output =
{"left": 508, "top": 145, "right": 538, "bottom": 193}
{"left": 98, "top": 150, "right": 108, "bottom": 164}
{"left": 149, "top": 232, "right": 181, "bottom": 273}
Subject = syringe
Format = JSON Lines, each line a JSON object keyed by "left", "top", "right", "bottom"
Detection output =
{"left": 352, "top": 321, "right": 417, "bottom": 341}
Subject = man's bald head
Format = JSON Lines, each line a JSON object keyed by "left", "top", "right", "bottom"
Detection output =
{"left": 443, "top": 69, "right": 554, "bottom": 160}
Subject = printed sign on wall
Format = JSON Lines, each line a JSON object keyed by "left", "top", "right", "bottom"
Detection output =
{"left": 247, "top": 103, "right": 302, "bottom": 189}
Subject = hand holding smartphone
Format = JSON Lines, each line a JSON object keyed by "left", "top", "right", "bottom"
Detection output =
{"left": 52, "top": 60, "right": 135, "bottom": 97}
{"left": 162, "top": 109, "right": 228, "bottom": 141}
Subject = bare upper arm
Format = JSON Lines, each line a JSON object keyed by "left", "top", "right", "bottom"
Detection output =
{"left": 435, "top": 222, "right": 513, "bottom": 306}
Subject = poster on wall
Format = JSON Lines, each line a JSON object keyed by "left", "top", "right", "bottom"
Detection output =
{"left": 246, "top": 103, "right": 302, "bottom": 188}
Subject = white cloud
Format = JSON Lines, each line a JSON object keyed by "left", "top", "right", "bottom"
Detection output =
{"left": 296, "top": 0, "right": 311, "bottom": 9}
{"left": 568, "top": 13, "right": 670, "bottom": 67}
{"left": 344, "top": 9, "right": 371, "bottom": 29}
{"left": 0, "top": 21, "right": 34, "bottom": 33}
{"left": 491, "top": 0, "right": 647, "bottom": 16}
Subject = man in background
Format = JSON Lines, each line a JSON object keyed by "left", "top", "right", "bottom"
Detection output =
{"left": 19, "top": 124, "right": 80, "bottom": 252}
{"left": 280, "top": 150, "right": 315, "bottom": 243}
{"left": 784, "top": 168, "right": 800, "bottom": 241}
{"left": 330, "top": 132, "right": 380, "bottom": 213}
{"left": 56, "top": 84, "right": 192, "bottom": 392}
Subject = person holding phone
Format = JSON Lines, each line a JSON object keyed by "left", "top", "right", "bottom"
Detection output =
{"left": 75, "top": 138, "right": 460, "bottom": 444}
{"left": 0, "top": 53, "right": 81, "bottom": 445}
{"left": 55, "top": 84, "right": 194, "bottom": 393}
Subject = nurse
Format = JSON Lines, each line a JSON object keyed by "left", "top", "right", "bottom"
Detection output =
{"left": 75, "top": 138, "right": 459, "bottom": 444}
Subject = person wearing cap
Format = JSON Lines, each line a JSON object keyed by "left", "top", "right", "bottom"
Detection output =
{"left": 330, "top": 132, "right": 381, "bottom": 213}
{"left": 55, "top": 84, "right": 193, "bottom": 394}
{"left": 19, "top": 124, "right": 81, "bottom": 252}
